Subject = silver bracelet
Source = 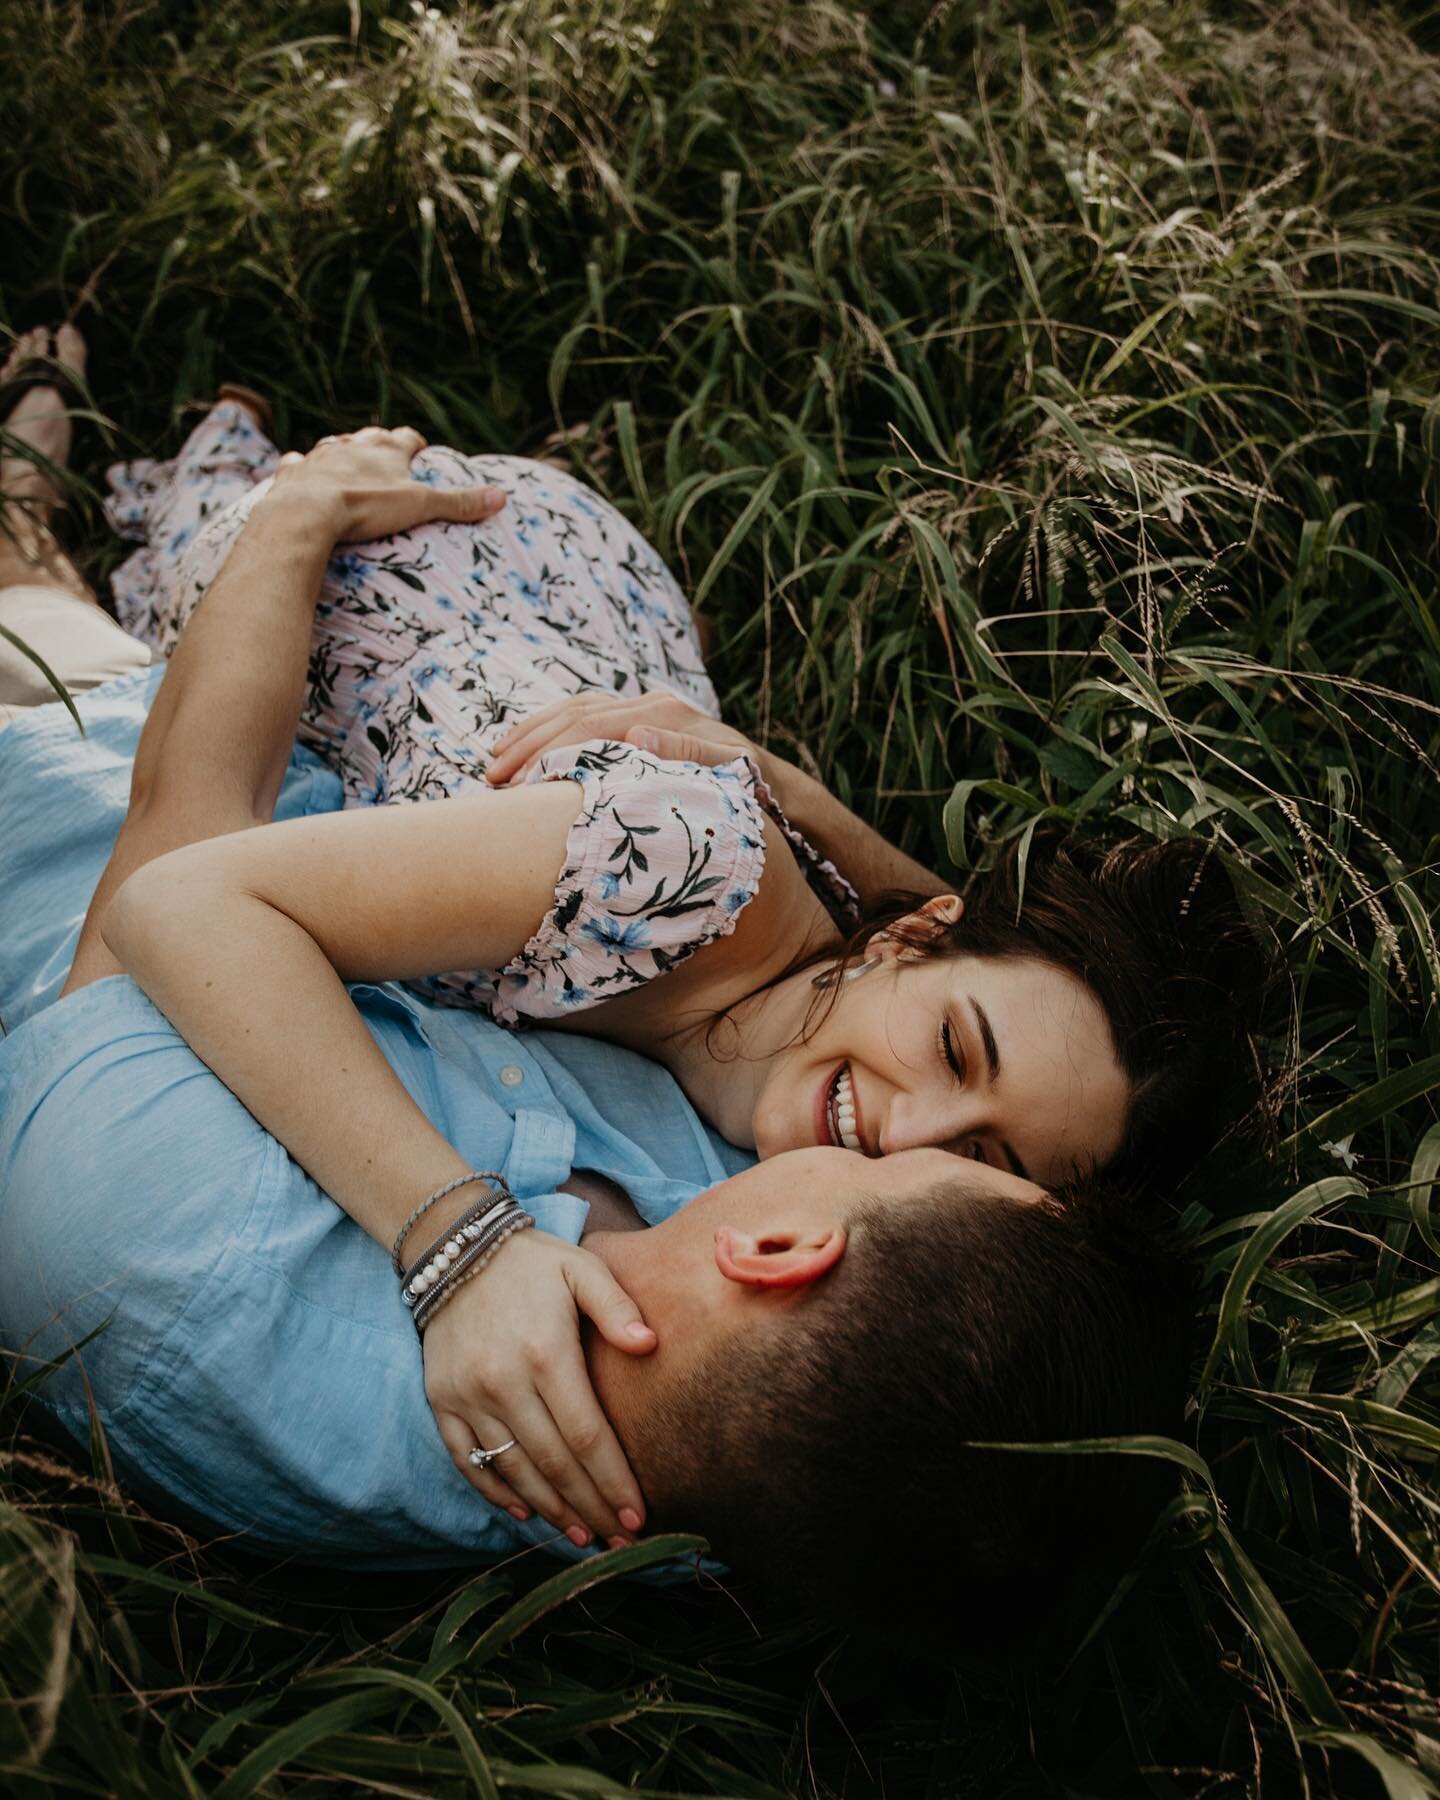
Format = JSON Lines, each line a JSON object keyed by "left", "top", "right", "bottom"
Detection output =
{"left": 391, "top": 1170, "right": 507, "bottom": 1275}
{"left": 412, "top": 1211, "right": 535, "bottom": 1336}
{"left": 402, "top": 1195, "right": 521, "bottom": 1305}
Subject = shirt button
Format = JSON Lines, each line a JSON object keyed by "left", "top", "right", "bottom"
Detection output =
{"left": 499, "top": 1064, "right": 525, "bottom": 1088}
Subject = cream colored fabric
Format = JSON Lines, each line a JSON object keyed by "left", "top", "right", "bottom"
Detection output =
{"left": 0, "top": 583, "right": 153, "bottom": 728}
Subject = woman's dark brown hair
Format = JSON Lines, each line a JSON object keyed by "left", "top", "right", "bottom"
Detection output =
{"left": 822, "top": 828, "right": 1276, "bottom": 1190}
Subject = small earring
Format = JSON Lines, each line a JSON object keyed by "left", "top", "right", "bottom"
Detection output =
{"left": 811, "top": 955, "right": 881, "bottom": 992}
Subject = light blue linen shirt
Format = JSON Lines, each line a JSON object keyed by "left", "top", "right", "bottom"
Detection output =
{"left": 0, "top": 668, "right": 753, "bottom": 1568}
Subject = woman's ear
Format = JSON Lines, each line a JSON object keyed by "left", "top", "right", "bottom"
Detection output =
{"left": 713, "top": 1223, "right": 847, "bottom": 1290}
{"left": 865, "top": 892, "right": 964, "bottom": 961}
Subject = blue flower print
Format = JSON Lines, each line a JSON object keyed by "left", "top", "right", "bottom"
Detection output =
{"left": 330, "top": 550, "right": 368, "bottom": 584}
{"left": 102, "top": 411, "right": 841, "bottom": 1028}
{"left": 508, "top": 573, "right": 543, "bottom": 606}
{"left": 580, "top": 914, "right": 652, "bottom": 954}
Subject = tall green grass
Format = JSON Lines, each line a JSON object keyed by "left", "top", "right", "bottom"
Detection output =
{"left": 3, "top": 1, "right": 1438, "bottom": 1793}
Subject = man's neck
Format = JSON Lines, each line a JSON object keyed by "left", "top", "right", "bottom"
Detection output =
{"left": 565, "top": 1169, "right": 645, "bottom": 1238}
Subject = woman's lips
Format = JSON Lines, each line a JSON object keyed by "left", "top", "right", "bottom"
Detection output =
{"left": 815, "top": 1061, "right": 866, "bottom": 1152}
{"left": 815, "top": 1061, "right": 845, "bottom": 1148}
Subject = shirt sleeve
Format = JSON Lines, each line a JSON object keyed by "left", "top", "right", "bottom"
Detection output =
{"left": 407, "top": 737, "right": 864, "bottom": 1023}
{"left": 487, "top": 738, "right": 771, "bottom": 1023}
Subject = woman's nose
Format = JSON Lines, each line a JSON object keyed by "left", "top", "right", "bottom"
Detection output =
{"left": 880, "top": 1090, "right": 979, "bottom": 1156}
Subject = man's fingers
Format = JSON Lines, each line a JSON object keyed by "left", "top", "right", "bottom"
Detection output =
{"left": 626, "top": 724, "right": 716, "bottom": 764}
{"left": 392, "top": 425, "right": 428, "bottom": 457}
{"left": 487, "top": 694, "right": 608, "bottom": 779}
{"left": 438, "top": 484, "right": 506, "bottom": 524}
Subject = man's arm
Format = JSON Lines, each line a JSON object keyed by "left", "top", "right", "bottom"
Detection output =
{"left": 64, "top": 428, "right": 504, "bottom": 993}
{"left": 757, "top": 757, "right": 947, "bottom": 905}
{"left": 484, "top": 693, "right": 949, "bottom": 909}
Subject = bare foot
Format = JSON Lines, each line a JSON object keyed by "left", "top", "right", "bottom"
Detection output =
{"left": 0, "top": 323, "right": 87, "bottom": 514}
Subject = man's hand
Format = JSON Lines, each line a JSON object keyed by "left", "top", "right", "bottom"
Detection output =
{"left": 264, "top": 426, "right": 506, "bottom": 543}
{"left": 422, "top": 1230, "right": 655, "bottom": 1548}
{"left": 485, "top": 689, "right": 767, "bottom": 788}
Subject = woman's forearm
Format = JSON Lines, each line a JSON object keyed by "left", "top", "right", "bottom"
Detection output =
{"left": 763, "top": 756, "right": 948, "bottom": 907}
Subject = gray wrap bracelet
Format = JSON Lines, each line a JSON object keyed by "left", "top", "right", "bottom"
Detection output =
{"left": 410, "top": 1207, "right": 535, "bottom": 1336}
{"left": 390, "top": 1170, "right": 506, "bottom": 1275}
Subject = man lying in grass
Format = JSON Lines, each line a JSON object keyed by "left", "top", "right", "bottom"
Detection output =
{"left": 0, "top": 332, "right": 1192, "bottom": 1629}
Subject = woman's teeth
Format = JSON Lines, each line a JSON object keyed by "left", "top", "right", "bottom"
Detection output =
{"left": 833, "top": 1066, "right": 862, "bottom": 1151}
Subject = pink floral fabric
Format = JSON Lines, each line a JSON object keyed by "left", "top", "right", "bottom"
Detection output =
{"left": 105, "top": 404, "right": 860, "bottom": 1019}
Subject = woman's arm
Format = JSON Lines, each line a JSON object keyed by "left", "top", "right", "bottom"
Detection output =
{"left": 101, "top": 783, "right": 658, "bottom": 1544}
{"left": 65, "top": 427, "right": 505, "bottom": 993}
{"left": 101, "top": 785, "right": 585, "bottom": 1224}
{"left": 484, "top": 691, "right": 948, "bottom": 907}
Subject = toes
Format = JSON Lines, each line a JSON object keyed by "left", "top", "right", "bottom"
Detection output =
{"left": 2, "top": 326, "right": 49, "bottom": 381}
{"left": 54, "top": 324, "right": 86, "bottom": 376}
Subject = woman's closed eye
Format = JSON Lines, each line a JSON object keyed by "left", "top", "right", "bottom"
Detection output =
{"left": 938, "top": 1016, "right": 966, "bottom": 1084}
{"left": 939, "top": 1019, "right": 993, "bottom": 1165}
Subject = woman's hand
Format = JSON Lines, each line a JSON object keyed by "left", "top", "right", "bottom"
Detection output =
{"left": 422, "top": 1229, "right": 656, "bottom": 1547}
{"left": 264, "top": 426, "right": 506, "bottom": 544}
{"left": 485, "top": 690, "right": 770, "bottom": 788}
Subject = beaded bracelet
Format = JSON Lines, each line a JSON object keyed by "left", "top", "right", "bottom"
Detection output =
{"left": 402, "top": 1191, "right": 516, "bottom": 1292}
{"left": 411, "top": 1210, "right": 535, "bottom": 1337}
{"left": 402, "top": 1194, "right": 521, "bottom": 1307}
{"left": 391, "top": 1170, "right": 507, "bottom": 1275}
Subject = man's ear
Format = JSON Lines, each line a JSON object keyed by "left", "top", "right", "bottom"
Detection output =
{"left": 866, "top": 892, "right": 964, "bottom": 961}
{"left": 713, "top": 1223, "right": 847, "bottom": 1290}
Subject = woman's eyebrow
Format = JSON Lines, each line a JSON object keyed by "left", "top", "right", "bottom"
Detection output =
{"left": 968, "top": 995, "right": 1001, "bottom": 1082}
{"left": 967, "top": 996, "right": 1029, "bottom": 1178}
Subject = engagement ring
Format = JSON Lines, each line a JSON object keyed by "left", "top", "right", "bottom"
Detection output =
{"left": 468, "top": 1438, "right": 517, "bottom": 1471}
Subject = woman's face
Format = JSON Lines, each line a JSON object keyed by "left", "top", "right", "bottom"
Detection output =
{"left": 750, "top": 903, "right": 1131, "bottom": 1187}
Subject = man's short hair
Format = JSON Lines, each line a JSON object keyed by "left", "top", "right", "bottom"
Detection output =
{"left": 647, "top": 1179, "right": 1191, "bottom": 1640}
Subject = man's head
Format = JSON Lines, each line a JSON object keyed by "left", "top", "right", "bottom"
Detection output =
{"left": 586, "top": 1147, "right": 1191, "bottom": 1636}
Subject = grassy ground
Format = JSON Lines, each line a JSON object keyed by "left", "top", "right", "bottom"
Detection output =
{"left": 3, "top": 1, "right": 1439, "bottom": 1793}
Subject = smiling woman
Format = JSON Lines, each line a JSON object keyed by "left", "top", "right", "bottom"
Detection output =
{"left": 793, "top": 830, "right": 1276, "bottom": 1191}
{"left": 751, "top": 908, "right": 1131, "bottom": 1184}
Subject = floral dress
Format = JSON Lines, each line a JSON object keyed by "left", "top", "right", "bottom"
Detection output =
{"left": 105, "top": 403, "right": 860, "bottom": 1019}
